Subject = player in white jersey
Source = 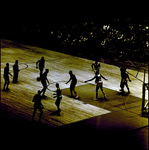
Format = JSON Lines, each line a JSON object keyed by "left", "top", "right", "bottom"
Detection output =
{"left": 85, "top": 71, "right": 108, "bottom": 100}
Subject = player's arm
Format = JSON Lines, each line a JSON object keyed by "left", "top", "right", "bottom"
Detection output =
{"left": 8, "top": 72, "right": 13, "bottom": 76}
{"left": 91, "top": 63, "right": 94, "bottom": 70}
{"left": 66, "top": 77, "right": 72, "bottom": 84}
{"left": 8, "top": 69, "right": 13, "bottom": 76}
{"left": 85, "top": 76, "right": 96, "bottom": 83}
{"left": 53, "top": 89, "right": 58, "bottom": 98}
{"left": 32, "top": 95, "right": 36, "bottom": 102}
{"left": 101, "top": 74, "right": 108, "bottom": 80}
{"left": 127, "top": 74, "right": 131, "bottom": 82}
{"left": 36, "top": 60, "right": 39, "bottom": 69}
{"left": 5, "top": 67, "right": 12, "bottom": 76}
{"left": 18, "top": 65, "right": 20, "bottom": 72}
{"left": 46, "top": 77, "right": 49, "bottom": 84}
{"left": 53, "top": 95, "right": 57, "bottom": 98}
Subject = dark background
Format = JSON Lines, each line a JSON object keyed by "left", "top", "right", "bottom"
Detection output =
{"left": 1, "top": 2, "right": 149, "bottom": 62}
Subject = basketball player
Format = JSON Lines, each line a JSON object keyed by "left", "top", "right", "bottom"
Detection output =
{"left": 145, "top": 83, "right": 149, "bottom": 90}
{"left": 91, "top": 59, "right": 100, "bottom": 74}
{"left": 36, "top": 56, "right": 45, "bottom": 78}
{"left": 66, "top": 70, "right": 78, "bottom": 98}
{"left": 144, "top": 83, "right": 149, "bottom": 110}
{"left": 53, "top": 83, "right": 62, "bottom": 115}
{"left": 85, "top": 71, "right": 108, "bottom": 100}
{"left": 32, "top": 90, "right": 44, "bottom": 122}
{"left": 13, "top": 60, "right": 20, "bottom": 83}
{"left": 3, "top": 63, "right": 12, "bottom": 91}
{"left": 40, "top": 69, "right": 49, "bottom": 97}
{"left": 120, "top": 67, "right": 131, "bottom": 94}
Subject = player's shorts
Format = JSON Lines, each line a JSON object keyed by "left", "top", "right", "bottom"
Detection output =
{"left": 34, "top": 104, "right": 43, "bottom": 112}
{"left": 96, "top": 81, "right": 103, "bottom": 87}
{"left": 70, "top": 83, "right": 76, "bottom": 90}
{"left": 55, "top": 96, "right": 62, "bottom": 106}
{"left": 4, "top": 75, "right": 9, "bottom": 82}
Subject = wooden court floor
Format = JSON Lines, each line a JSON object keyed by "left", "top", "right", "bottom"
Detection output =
{"left": 1, "top": 39, "right": 148, "bottom": 149}
{"left": 1, "top": 39, "right": 111, "bottom": 127}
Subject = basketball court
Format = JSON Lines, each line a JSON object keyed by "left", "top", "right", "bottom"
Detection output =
{"left": 1, "top": 39, "right": 148, "bottom": 149}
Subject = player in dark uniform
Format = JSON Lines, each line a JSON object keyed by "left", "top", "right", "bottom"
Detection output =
{"left": 32, "top": 90, "right": 44, "bottom": 122}
{"left": 66, "top": 70, "right": 78, "bottom": 98}
{"left": 144, "top": 83, "right": 149, "bottom": 110}
{"left": 53, "top": 83, "right": 62, "bottom": 115}
{"left": 120, "top": 67, "right": 131, "bottom": 94}
{"left": 3, "top": 63, "right": 12, "bottom": 91}
{"left": 36, "top": 56, "right": 45, "bottom": 79}
{"left": 85, "top": 71, "right": 108, "bottom": 100}
{"left": 91, "top": 59, "right": 100, "bottom": 74}
{"left": 12, "top": 60, "right": 20, "bottom": 83}
{"left": 40, "top": 69, "right": 49, "bottom": 97}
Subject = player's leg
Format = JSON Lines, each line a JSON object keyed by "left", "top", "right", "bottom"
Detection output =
{"left": 3, "top": 78, "right": 7, "bottom": 91}
{"left": 70, "top": 84, "right": 74, "bottom": 97}
{"left": 73, "top": 87, "right": 77, "bottom": 95}
{"left": 73, "top": 85, "right": 78, "bottom": 98}
{"left": 12, "top": 73, "right": 15, "bottom": 83}
{"left": 100, "top": 84, "right": 107, "bottom": 99}
{"left": 41, "top": 81, "right": 47, "bottom": 97}
{"left": 39, "top": 68, "right": 43, "bottom": 78}
{"left": 6, "top": 77, "right": 10, "bottom": 90}
{"left": 55, "top": 99, "right": 59, "bottom": 109}
{"left": 125, "top": 81, "right": 130, "bottom": 93}
{"left": 120, "top": 79, "right": 123, "bottom": 91}
{"left": 38, "top": 106, "right": 43, "bottom": 122}
{"left": 120, "top": 79, "right": 125, "bottom": 91}
{"left": 42, "top": 86, "right": 47, "bottom": 97}
{"left": 56, "top": 98, "right": 61, "bottom": 111}
{"left": 96, "top": 85, "right": 99, "bottom": 99}
{"left": 70, "top": 88, "right": 73, "bottom": 97}
{"left": 120, "top": 80, "right": 125, "bottom": 94}
{"left": 32, "top": 105, "right": 37, "bottom": 121}
{"left": 15, "top": 72, "right": 19, "bottom": 82}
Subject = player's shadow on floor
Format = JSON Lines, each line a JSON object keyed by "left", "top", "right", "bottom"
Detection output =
{"left": 48, "top": 110, "right": 61, "bottom": 116}
{"left": 51, "top": 111, "right": 61, "bottom": 116}
{"left": 97, "top": 97, "right": 108, "bottom": 101}
{"left": 61, "top": 84, "right": 141, "bottom": 112}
